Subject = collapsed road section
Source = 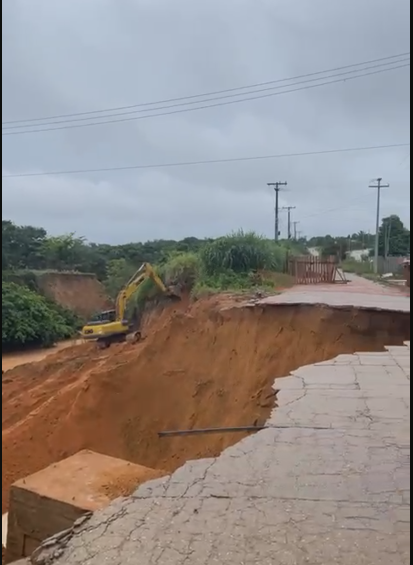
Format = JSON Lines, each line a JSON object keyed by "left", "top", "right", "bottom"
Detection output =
{"left": 3, "top": 293, "right": 410, "bottom": 524}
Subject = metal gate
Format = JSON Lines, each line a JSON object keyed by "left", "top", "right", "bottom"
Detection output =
{"left": 288, "top": 256, "right": 345, "bottom": 285}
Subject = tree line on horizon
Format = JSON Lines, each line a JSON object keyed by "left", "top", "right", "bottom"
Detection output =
{"left": 3, "top": 217, "right": 409, "bottom": 278}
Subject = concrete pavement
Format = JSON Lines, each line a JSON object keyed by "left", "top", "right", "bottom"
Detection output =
{"left": 29, "top": 342, "right": 410, "bottom": 565}
{"left": 256, "top": 289, "right": 410, "bottom": 311}
{"left": 254, "top": 273, "right": 410, "bottom": 311}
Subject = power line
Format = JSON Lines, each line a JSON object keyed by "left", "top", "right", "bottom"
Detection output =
{"left": 2, "top": 142, "right": 409, "bottom": 179}
{"left": 295, "top": 195, "right": 379, "bottom": 239}
{"left": 2, "top": 63, "right": 409, "bottom": 137}
{"left": 3, "top": 61, "right": 408, "bottom": 134}
{"left": 300, "top": 195, "right": 372, "bottom": 222}
{"left": 3, "top": 52, "right": 409, "bottom": 126}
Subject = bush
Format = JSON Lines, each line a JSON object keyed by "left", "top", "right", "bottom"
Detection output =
{"left": 161, "top": 252, "right": 202, "bottom": 289}
{"left": 2, "top": 282, "right": 76, "bottom": 350}
{"left": 200, "top": 231, "right": 285, "bottom": 276}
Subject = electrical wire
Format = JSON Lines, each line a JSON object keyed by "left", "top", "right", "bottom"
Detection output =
{"left": 3, "top": 51, "right": 409, "bottom": 126}
{"left": 2, "top": 63, "right": 409, "bottom": 136}
{"left": 2, "top": 142, "right": 409, "bottom": 179}
{"left": 300, "top": 195, "right": 372, "bottom": 221}
{"left": 3, "top": 58, "right": 409, "bottom": 131}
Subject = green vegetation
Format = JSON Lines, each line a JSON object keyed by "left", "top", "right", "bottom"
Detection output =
{"left": 2, "top": 282, "right": 77, "bottom": 350}
{"left": 200, "top": 231, "right": 284, "bottom": 275}
{"left": 131, "top": 231, "right": 292, "bottom": 304}
{"left": 341, "top": 259, "right": 374, "bottom": 275}
{"left": 309, "top": 218, "right": 410, "bottom": 261}
{"left": 2, "top": 222, "right": 297, "bottom": 349}
{"left": 309, "top": 231, "right": 375, "bottom": 258}
{"left": 2, "top": 215, "right": 409, "bottom": 350}
{"left": 378, "top": 215, "right": 410, "bottom": 257}
{"left": 162, "top": 252, "right": 202, "bottom": 290}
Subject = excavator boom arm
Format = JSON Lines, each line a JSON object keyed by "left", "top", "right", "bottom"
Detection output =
{"left": 115, "top": 263, "right": 168, "bottom": 321}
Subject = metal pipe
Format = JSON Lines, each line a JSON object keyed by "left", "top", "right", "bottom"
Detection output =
{"left": 158, "top": 426, "right": 266, "bottom": 438}
{"left": 158, "top": 424, "right": 331, "bottom": 438}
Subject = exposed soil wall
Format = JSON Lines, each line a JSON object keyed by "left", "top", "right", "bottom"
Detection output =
{"left": 36, "top": 272, "right": 111, "bottom": 319}
{"left": 2, "top": 297, "right": 410, "bottom": 513}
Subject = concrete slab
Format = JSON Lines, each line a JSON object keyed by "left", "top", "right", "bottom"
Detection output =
{"left": 30, "top": 341, "right": 410, "bottom": 565}
{"left": 5, "top": 452, "right": 165, "bottom": 563}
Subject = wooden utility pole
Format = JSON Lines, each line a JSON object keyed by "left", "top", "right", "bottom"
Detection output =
{"left": 369, "top": 178, "right": 390, "bottom": 273}
{"left": 293, "top": 221, "right": 300, "bottom": 240}
{"left": 267, "top": 182, "right": 288, "bottom": 242}
{"left": 282, "top": 206, "right": 296, "bottom": 239}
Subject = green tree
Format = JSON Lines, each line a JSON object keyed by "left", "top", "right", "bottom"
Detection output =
{"left": 2, "top": 220, "right": 47, "bottom": 270}
{"left": 104, "top": 258, "right": 137, "bottom": 298}
{"left": 378, "top": 215, "right": 410, "bottom": 257}
{"left": 350, "top": 231, "right": 375, "bottom": 249}
{"left": 2, "top": 282, "right": 75, "bottom": 349}
{"left": 320, "top": 237, "right": 349, "bottom": 260}
{"left": 40, "top": 233, "right": 86, "bottom": 270}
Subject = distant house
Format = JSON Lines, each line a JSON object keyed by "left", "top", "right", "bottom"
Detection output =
{"left": 308, "top": 247, "right": 321, "bottom": 257}
{"left": 346, "top": 249, "right": 372, "bottom": 262}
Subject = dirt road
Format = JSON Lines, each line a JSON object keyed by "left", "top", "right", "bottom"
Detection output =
{"left": 2, "top": 340, "right": 81, "bottom": 372}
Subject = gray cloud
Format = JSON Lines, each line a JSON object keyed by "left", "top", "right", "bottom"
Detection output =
{"left": 2, "top": 0, "right": 410, "bottom": 243}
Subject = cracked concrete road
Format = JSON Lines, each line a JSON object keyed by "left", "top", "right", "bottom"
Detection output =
{"left": 255, "top": 274, "right": 410, "bottom": 311}
{"left": 29, "top": 339, "right": 410, "bottom": 565}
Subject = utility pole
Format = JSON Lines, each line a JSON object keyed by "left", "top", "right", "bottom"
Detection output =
{"left": 282, "top": 206, "right": 296, "bottom": 239}
{"left": 267, "top": 182, "right": 288, "bottom": 242}
{"left": 384, "top": 217, "right": 393, "bottom": 259}
{"left": 293, "top": 221, "right": 300, "bottom": 240}
{"left": 369, "top": 178, "right": 389, "bottom": 274}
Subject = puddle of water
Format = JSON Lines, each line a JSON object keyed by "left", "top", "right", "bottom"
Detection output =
{"left": 2, "top": 339, "right": 82, "bottom": 372}
{"left": 2, "top": 513, "right": 8, "bottom": 547}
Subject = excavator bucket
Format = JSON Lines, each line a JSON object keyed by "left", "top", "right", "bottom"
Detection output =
{"left": 165, "top": 284, "right": 182, "bottom": 301}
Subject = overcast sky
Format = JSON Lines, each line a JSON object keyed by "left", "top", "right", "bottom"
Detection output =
{"left": 2, "top": 0, "right": 411, "bottom": 244}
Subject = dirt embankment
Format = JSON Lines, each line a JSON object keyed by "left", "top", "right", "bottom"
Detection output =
{"left": 2, "top": 296, "right": 410, "bottom": 513}
{"left": 36, "top": 272, "right": 111, "bottom": 319}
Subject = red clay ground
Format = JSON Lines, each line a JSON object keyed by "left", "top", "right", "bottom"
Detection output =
{"left": 2, "top": 293, "right": 410, "bottom": 514}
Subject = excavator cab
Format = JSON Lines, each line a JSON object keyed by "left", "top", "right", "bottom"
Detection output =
{"left": 86, "top": 309, "right": 117, "bottom": 326}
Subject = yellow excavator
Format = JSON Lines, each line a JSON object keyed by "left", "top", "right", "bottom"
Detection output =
{"left": 81, "top": 263, "right": 179, "bottom": 349}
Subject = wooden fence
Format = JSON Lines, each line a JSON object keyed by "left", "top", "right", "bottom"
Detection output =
{"left": 287, "top": 255, "right": 345, "bottom": 285}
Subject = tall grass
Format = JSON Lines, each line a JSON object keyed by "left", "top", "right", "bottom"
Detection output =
{"left": 200, "top": 230, "right": 286, "bottom": 275}
{"left": 341, "top": 259, "right": 374, "bottom": 275}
